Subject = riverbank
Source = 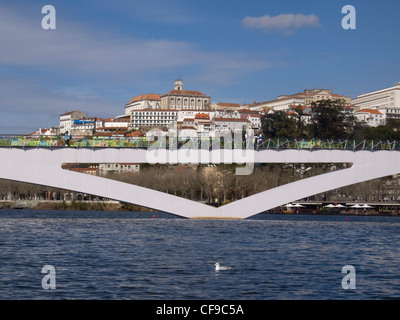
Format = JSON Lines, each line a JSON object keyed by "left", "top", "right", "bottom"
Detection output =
{"left": 0, "top": 200, "right": 155, "bottom": 212}
{"left": 1, "top": 200, "right": 399, "bottom": 216}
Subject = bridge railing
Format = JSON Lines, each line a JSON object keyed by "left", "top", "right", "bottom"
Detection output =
{"left": 1, "top": 134, "right": 400, "bottom": 151}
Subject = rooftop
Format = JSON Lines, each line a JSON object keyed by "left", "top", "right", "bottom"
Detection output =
{"left": 127, "top": 94, "right": 161, "bottom": 105}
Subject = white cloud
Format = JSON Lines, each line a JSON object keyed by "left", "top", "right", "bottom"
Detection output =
{"left": 242, "top": 14, "right": 321, "bottom": 35}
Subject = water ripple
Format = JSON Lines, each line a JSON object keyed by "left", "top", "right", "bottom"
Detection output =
{"left": 0, "top": 210, "right": 400, "bottom": 299}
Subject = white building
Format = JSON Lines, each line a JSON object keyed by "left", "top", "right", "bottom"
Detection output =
{"left": 28, "top": 128, "right": 58, "bottom": 136}
{"left": 248, "top": 89, "right": 351, "bottom": 112}
{"left": 99, "top": 163, "right": 140, "bottom": 175}
{"left": 354, "top": 109, "right": 385, "bottom": 127}
{"left": 71, "top": 118, "right": 96, "bottom": 135}
{"left": 104, "top": 118, "right": 130, "bottom": 129}
{"left": 352, "top": 83, "right": 400, "bottom": 111}
{"left": 131, "top": 109, "right": 177, "bottom": 130}
{"left": 214, "top": 118, "right": 251, "bottom": 132}
{"left": 249, "top": 94, "right": 307, "bottom": 112}
{"left": 59, "top": 111, "right": 87, "bottom": 133}
{"left": 125, "top": 94, "right": 161, "bottom": 114}
{"left": 176, "top": 110, "right": 215, "bottom": 122}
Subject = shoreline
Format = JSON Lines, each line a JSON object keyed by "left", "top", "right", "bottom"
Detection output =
{"left": 1, "top": 200, "right": 399, "bottom": 217}
{"left": 0, "top": 200, "right": 154, "bottom": 212}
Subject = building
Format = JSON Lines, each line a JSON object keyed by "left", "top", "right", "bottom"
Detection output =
{"left": 104, "top": 118, "right": 130, "bottom": 129}
{"left": 237, "top": 109, "right": 263, "bottom": 129}
{"left": 28, "top": 128, "right": 58, "bottom": 136}
{"left": 352, "top": 83, "right": 400, "bottom": 111}
{"left": 176, "top": 110, "right": 215, "bottom": 122}
{"left": 214, "top": 118, "right": 251, "bottom": 132}
{"left": 303, "top": 89, "right": 351, "bottom": 105}
{"left": 248, "top": 94, "right": 306, "bottom": 111}
{"left": 99, "top": 163, "right": 140, "bottom": 175}
{"left": 354, "top": 109, "right": 385, "bottom": 127}
{"left": 59, "top": 111, "right": 87, "bottom": 133}
{"left": 131, "top": 109, "right": 177, "bottom": 130}
{"left": 248, "top": 89, "right": 351, "bottom": 112}
{"left": 124, "top": 94, "right": 161, "bottom": 114}
{"left": 211, "top": 102, "right": 242, "bottom": 110}
{"left": 71, "top": 118, "right": 97, "bottom": 135}
{"left": 160, "top": 80, "right": 211, "bottom": 110}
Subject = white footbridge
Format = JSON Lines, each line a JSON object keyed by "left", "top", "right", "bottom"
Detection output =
{"left": 1, "top": 145, "right": 400, "bottom": 219}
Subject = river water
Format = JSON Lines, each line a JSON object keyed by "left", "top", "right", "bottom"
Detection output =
{"left": 0, "top": 209, "right": 400, "bottom": 300}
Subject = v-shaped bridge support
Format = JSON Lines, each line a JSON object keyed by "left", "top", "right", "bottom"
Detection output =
{"left": 1, "top": 148, "right": 400, "bottom": 219}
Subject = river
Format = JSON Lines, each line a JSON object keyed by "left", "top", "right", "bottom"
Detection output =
{"left": 0, "top": 209, "right": 399, "bottom": 300}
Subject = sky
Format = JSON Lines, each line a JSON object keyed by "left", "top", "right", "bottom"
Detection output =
{"left": 1, "top": 0, "right": 400, "bottom": 133}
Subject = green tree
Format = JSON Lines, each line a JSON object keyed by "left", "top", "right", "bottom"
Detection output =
{"left": 261, "top": 111, "right": 300, "bottom": 139}
{"left": 308, "top": 99, "right": 354, "bottom": 139}
{"left": 363, "top": 125, "right": 400, "bottom": 140}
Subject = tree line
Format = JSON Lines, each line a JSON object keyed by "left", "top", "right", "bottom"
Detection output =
{"left": 103, "top": 163, "right": 398, "bottom": 206}
{"left": 261, "top": 99, "right": 400, "bottom": 140}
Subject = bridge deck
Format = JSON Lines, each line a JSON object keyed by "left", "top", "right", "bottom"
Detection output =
{"left": 1, "top": 135, "right": 400, "bottom": 151}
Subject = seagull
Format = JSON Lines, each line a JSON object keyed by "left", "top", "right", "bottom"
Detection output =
{"left": 215, "top": 263, "right": 232, "bottom": 271}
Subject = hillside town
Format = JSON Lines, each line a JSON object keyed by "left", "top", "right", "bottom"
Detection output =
{"left": 30, "top": 80, "right": 400, "bottom": 138}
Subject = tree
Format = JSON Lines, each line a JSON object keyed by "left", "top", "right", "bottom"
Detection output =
{"left": 308, "top": 99, "right": 354, "bottom": 139}
{"left": 261, "top": 111, "right": 300, "bottom": 139}
{"left": 363, "top": 125, "right": 400, "bottom": 140}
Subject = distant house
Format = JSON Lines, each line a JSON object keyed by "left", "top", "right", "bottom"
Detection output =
{"left": 59, "top": 111, "right": 87, "bottom": 133}
{"left": 99, "top": 163, "right": 140, "bottom": 175}
{"left": 214, "top": 118, "right": 251, "bottom": 132}
{"left": 355, "top": 109, "right": 385, "bottom": 127}
{"left": 28, "top": 128, "right": 58, "bottom": 136}
{"left": 104, "top": 117, "right": 130, "bottom": 129}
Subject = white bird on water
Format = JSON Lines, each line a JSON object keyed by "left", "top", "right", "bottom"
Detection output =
{"left": 215, "top": 263, "right": 232, "bottom": 271}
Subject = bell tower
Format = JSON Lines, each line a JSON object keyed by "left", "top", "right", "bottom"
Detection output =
{"left": 174, "top": 79, "right": 183, "bottom": 91}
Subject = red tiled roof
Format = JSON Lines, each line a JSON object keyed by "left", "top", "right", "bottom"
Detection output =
{"left": 214, "top": 118, "right": 250, "bottom": 122}
{"left": 356, "top": 109, "right": 383, "bottom": 115}
{"left": 194, "top": 113, "right": 210, "bottom": 119}
{"left": 237, "top": 109, "right": 261, "bottom": 114}
{"left": 94, "top": 132, "right": 113, "bottom": 136}
{"left": 128, "top": 94, "right": 161, "bottom": 104}
{"left": 125, "top": 131, "right": 144, "bottom": 137}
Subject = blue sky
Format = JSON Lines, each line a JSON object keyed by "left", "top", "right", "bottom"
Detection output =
{"left": 1, "top": 0, "right": 400, "bottom": 133}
